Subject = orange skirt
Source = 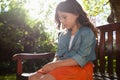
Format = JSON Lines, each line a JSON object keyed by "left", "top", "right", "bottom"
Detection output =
{"left": 39, "top": 62, "right": 93, "bottom": 80}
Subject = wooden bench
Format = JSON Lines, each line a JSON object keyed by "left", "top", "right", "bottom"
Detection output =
{"left": 94, "top": 22, "right": 120, "bottom": 80}
{"left": 13, "top": 22, "right": 120, "bottom": 80}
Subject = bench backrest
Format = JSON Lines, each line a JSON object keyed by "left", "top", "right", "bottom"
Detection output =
{"left": 94, "top": 22, "right": 120, "bottom": 79}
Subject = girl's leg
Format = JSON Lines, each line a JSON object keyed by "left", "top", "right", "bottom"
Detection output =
{"left": 40, "top": 74, "right": 56, "bottom": 80}
{"left": 28, "top": 72, "right": 43, "bottom": 80}
{"left": 28, "top": 72, "right": 56, "bottom": 80}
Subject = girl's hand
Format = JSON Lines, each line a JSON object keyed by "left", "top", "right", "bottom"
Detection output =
{"left": 40, "top": 62, "right": 57, "bottom": 74}
{"left": 38, "top": 58, "right": 78, "bottom": 74}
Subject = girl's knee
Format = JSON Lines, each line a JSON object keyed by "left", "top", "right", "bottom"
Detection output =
{"left": 40, "top": 74, "right": 56, "bottom": 80}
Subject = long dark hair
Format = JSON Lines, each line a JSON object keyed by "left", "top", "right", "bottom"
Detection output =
{"left": 55, "top": 0, "right": 99, "bottom": 38}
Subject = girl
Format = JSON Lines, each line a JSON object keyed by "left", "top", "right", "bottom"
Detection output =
{"left": 29, "top": 0, "right": 98, "bottom": 80}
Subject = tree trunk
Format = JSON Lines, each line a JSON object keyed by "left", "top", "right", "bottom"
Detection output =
{"left": 108, "top": 0, "right": 120, "bottom": 23}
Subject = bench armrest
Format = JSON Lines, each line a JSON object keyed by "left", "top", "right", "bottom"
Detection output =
{"left": 13, "top": 52, "right": 55, "bottom": 75}
{"left": 13, "top": 52, "right": 55, "bottom": 60}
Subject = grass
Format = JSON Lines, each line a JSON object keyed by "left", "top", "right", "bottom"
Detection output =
{"left": 0, "top": 74, "right": 16, "bottom": 80}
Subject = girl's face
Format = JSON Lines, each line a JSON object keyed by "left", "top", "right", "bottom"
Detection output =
{"left": 58, "top": 11, "right": 79, "bottom": 30}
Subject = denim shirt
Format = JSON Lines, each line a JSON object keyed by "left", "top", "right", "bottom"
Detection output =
{"left": 55, "top": 26, "right": 96, "bottom": 67}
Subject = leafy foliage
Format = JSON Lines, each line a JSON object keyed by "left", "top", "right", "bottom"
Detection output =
{"left": 82, "top": 0, "right": 110, "bottom": 25}
{"left": 82, "top": 0, "right": 109, "bottom": 16}
{"left": 0, "top": 0, "right": 56, "bottom": 74}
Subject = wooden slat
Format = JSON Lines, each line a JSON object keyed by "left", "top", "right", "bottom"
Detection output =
{"left": 98, "top": 22, "right": 120, "bottom": 32}
{"left": 94, "top": 39, "right": 99, "bottom": 73}
{"left": 107, "top": 31, "right": 113, "bottom": 76}
{"left": 99, "top": 31, "right": 106, "bottom": 74}
{"left": 116, "top": 29, "right": 120, "bottom": 78}
{"left": 17, "top": 59, "right": 22, "bottom": 75}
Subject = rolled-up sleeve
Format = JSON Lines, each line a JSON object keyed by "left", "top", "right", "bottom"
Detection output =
{"left": 72, "top": 29, "right": 96, "bottom": 67}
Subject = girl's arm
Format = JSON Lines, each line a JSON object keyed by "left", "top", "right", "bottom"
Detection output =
{"left": 55, "top": 58, "right": 78, "bottom": 67}
{"left": 40, "top": 58, "right": 78, "bottom": 74}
